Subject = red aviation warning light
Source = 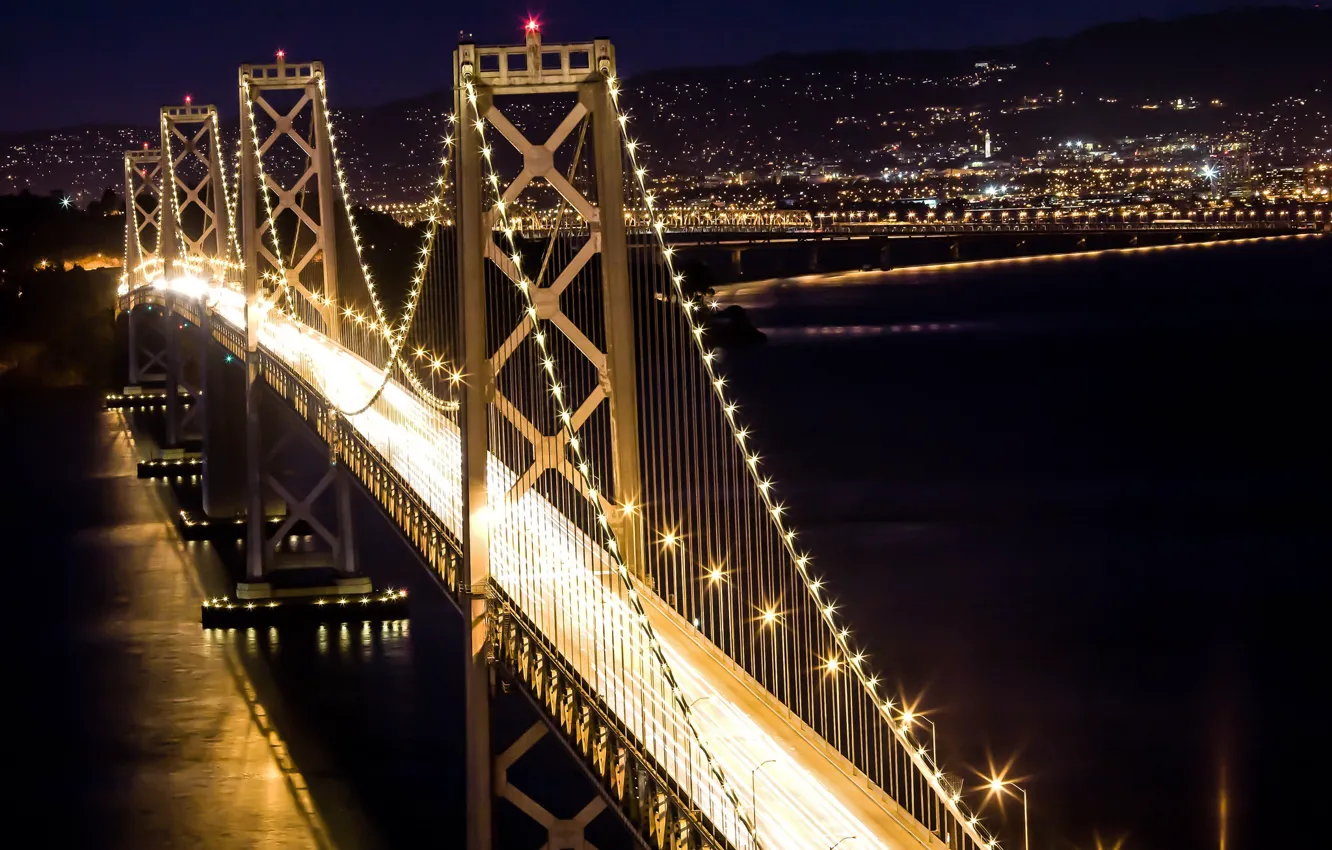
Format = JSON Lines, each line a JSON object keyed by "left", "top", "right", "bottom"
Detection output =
{"left": 184, "top": 94, "right": 192, "bottom": 105}
{"left": 276, "top": 49, "right": 285, "bottom": 60}
{"left": 525, "top": 17, "right": 540, "bottom": 34}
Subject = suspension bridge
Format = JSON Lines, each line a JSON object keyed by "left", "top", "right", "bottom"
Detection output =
{"left": 117, "top": 28, "right": 1026, "bottom": 850}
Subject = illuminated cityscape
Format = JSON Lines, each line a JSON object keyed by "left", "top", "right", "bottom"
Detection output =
{"left": 4, "top": 14, "right": 1328, "bottom": 220}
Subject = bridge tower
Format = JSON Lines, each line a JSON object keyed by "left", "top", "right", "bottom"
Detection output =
{"left": 122, "top": 146, "right": 167, "bottom": 386}
{"left": 235, "top": 56, "right": 362, "bottom": 599}
{"left": 237, "top": 56, "right": 343, "bottom": 340}
{"left": 122, "top": 147, "right": 162, "bottom": 286}
{"left": 453, "top": 27, "right": 643, "bottom": 850}
{"left": 158, "top": 102, "right": 231, "bottom": 276}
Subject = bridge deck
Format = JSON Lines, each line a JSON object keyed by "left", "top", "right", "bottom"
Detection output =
{"left": 201, "top": 291, "right": 943, "bottom": 850}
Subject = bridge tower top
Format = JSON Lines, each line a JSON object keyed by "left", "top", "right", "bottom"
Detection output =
{"left": 456, "top": 29, "right": 614, "bottom": 95}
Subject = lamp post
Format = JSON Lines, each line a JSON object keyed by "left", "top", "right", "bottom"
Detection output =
{"left": 919, "top": 715, "right": 938, "bottom": 765}
{"left": 986, "top": 776, "right": 1028, "bottom": 850}
{"left": 899, "top": 708, "right": 937, "bottom": 765}
{"left": 751, "top": 758, "right": 776, "bottom": 837}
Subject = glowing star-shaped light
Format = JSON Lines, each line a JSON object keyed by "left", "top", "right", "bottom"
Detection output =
{"left": 525, "top": 17, "right": 540, "bottom": 33}
{"left": 276, "top": 49, "right": 285, "bottom": 60}
{"left": 184, "top": 94, "right": 191, "bottom": 105}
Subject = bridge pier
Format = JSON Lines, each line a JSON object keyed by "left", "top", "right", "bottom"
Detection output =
{"left": 729, "top": 246, "right": 745, "bottom": 277}
{"left": 237, "top": 382, "right": 367, "bottom": 600}
{"left": 127, "top": 305, "right": 169, "bottom": 386}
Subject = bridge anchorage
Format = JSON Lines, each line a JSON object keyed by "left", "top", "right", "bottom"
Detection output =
{"left": 117, "top": 24, "right": 1027, "bottom": 850}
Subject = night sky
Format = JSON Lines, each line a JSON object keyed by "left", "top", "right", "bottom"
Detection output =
{"left": 0, "top": 0, "right": 1311, "bottom": 133}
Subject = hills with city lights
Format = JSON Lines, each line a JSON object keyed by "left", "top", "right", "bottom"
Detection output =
{"left": 1, "top": 7, "right": 1329, "bottom": 209}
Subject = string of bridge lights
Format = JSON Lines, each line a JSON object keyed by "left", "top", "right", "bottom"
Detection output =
{"left": 121, "top": 152, "right": 138, "bottom": 291}
{"left": 242, "top": 74, "right": 304, "bottom": 322}
{"left": 159, "top": 111, "right": 194, "bottom": 273}
{"left": 463, "top": 72, "right": 761, "bottom": 850}
{"left": 244, "top": 66, "right": 441, "bottom": 415}
{"left": 312, "top": 70, "right": 462, "bottom": 412}
{"left": 605, "top": 72, "right": 1005, "bottom": 850}
{"left": 215, "top": 111, "right": 244, "bottom": 267}
{"left": 304, "top": 70, "right": 452, "bottom": 414}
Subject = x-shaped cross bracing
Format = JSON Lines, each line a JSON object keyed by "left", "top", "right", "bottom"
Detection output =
{"left": 251, "top": 90, "right": 329, "bottom": 313}
{"left": 483, "top": 100, "right": 614, "bottom": 512}
{"left": 128, "top": 154, "right": 162, "bottom": 261}
{"left": 165, "top": 121, "right": 220, "bottom": 257}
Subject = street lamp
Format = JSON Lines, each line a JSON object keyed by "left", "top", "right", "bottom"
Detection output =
{"left": 899, "top": 707, "right": 937, "bottom": 765}
{"left": 751, "top": 758, "right": 776, "bottom": 837}
{"left": 985, "top": 775, "right": 1029, "bottom": 850}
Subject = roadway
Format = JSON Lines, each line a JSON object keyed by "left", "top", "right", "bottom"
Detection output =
{"left": 179, "top": 280, "right": 948, "bottom": 850}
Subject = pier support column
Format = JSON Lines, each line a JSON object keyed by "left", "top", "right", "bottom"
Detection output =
{"left": 455, "top": 42, "right": 494, "bottom": 850}
{"left": 729, "top": 247, "right": 745, "bottom": 277}
{"left": 201, "top": 312, "right": 247, "bottom": 517}
{"left": 164, "top": 296, "right": 181, "bottom": 444}
{"left": 163, "top": 298, "right": 204, "bottom": 448}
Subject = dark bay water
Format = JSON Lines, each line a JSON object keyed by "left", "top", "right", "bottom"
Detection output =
{"left": 719, "top": 235, "right": 1331, "bottom": 850}
{"left": 5, "top": 234, "right": 1328, "bottom": 850}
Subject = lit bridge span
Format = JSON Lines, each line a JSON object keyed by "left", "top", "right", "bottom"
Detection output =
{"left": 117, "top": 29, "right": 1026, "bottom": 850}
